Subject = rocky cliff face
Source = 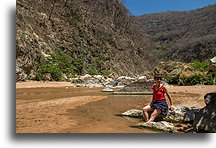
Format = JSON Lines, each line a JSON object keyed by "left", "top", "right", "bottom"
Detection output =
{"left": 16, "top": 0, "right": 156, "bottom": 81}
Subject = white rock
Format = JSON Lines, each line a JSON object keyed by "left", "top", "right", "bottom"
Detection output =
{"left": 122, "top": 109, "right": 143, "bottom": 117}
{"left": 102, "top": 87, "right": 114, "bottom": 92}
{"left": 138, "top": 76, "right": 147, "bottom": 81}
{"left": 140, "top": 121, "right": 174, "bottom": 132}
{"left": 80, "top": 74, "right": 92, "bottom": 80}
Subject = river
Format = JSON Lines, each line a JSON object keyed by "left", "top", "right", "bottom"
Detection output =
{"left": 16, "top": 86, "right": 160, "bottom": 133}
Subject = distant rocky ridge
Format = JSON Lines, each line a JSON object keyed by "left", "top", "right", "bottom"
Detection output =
{"left": 135, "top": 4, "right": 215, "bottom": 62}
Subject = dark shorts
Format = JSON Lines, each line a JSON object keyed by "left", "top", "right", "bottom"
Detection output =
{"left": 150, "top": 99, "right": 169, "bottom": 115}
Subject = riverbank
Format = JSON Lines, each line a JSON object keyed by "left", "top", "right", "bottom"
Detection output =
{"left": 16, "top": 81, "right": 75, "bottom": 89}
{"left": 16, "top": 81, "right": 215, "bottom": 133}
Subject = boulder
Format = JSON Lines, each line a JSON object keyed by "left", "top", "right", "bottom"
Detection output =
{"left": 138, "top": 121, "right": 174, "bottom": 132}
{"left": 71, "top": 74, "right": 108, "bottom": 87}
{"left": 122, "top": 105, "right": 200, "bottom": 123}
{"left": 105, "top": 81, "right": 119, "bottom": 88}
{"left": 122, "top": 109, "right": 143, "bottom": 117}
{"left": 137, "top": 76, "right": 147, "bottom": 82}
{"left": 116, "top": 76, "right": 136, "bottom": 85}
{"left": 165, "top": 105, "right": 199, "bottom": 123}
{"left": 102, "top": 87, "right": 114, "bottom": 92}
{"left": 43, "top": 73, "right": 52, "bottom": 81}
{"left": 193, "top": 92, "right": 216, "bottom": 133}
{"left": 208, "top": 57, "right": 216, "bottom": 71}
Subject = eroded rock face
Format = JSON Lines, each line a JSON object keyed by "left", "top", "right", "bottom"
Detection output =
{"left": 193, "top": 92, "right": 216, "bottom": 133}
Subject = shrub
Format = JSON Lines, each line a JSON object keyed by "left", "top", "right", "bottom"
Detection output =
{"left": 155, "top": 45, "right": 167, "bottom": 50}
{"left": 36, "top": 49, "right": 84, "bottom": 81}
{"left": 86, "top": 65, "right": 99, "bottom": 75}
{"left": 101, "top": 70, "right": 111, "bottom": 76}
{"left": 183, "top": 73, "right": 205, "bottom": 85}
{"left": 183, "top": 73, "right": 215, "bottom": 85}
{"left": 189, "top": 60, "right": 209, "bottom": 72}
{"left": 164, "top": 75, "right": 179, "bottom": 84}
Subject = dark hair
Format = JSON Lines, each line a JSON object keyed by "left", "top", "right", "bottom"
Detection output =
{"left": 154, "top": 74, "right": 162, "bottom": 80}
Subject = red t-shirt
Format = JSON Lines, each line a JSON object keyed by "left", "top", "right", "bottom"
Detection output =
{"left": 152, "top": 84, "right": 166, "bottom": 100}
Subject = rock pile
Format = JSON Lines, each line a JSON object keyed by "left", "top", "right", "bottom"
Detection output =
{"left": 71, "top": 74, "right": 110, "bottom": 88}
{"left": 71, "top": 74, "right": 146, "bottom": 88}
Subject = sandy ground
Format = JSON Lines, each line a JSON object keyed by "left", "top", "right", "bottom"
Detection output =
{"left": 16, "top": 81, "right": 215, "bottom": 133}
{"left": 168, "top": 85, "right": 215, "bottom": 108}
{"left": 16, "top": 81, "right": 75, "bottom": 89}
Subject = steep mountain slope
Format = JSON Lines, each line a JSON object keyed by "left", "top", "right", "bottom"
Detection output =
{"left": 135, "top": 4, "right": 215, "bottom": 62}
{"left": 16, "top": 0, "right": 215, "bottom": 82}
{"left": 16, "top": 0, "right": 156, "bottom": 81}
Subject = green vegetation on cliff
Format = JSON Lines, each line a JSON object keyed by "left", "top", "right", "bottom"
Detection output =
{"left": 164, "top": 60, "right": 215, "bottom": 85}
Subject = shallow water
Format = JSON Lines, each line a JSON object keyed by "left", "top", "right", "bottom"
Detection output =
{"left": 16, "top": 87, "right": 107, "bottom": 100}
{"left": 16, "top": 87, "right": 158, "bottom": 133}
{"left": 16, "top": 86, "right": 196, "bottom": 133}
{"left": 64, "top": 95, "right": 157, "bottom": 133}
